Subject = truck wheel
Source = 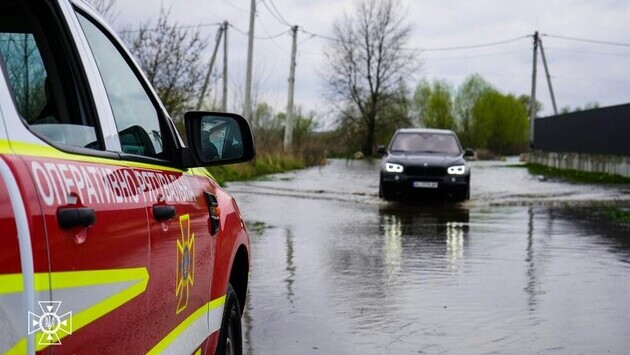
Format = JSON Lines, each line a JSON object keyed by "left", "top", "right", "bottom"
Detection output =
{"left": 216, "top": 284, "right": 242, "bottom": 355}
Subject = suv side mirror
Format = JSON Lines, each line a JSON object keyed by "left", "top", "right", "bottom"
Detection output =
{"left": 377, "top": 145, "right": 387, "bottom": 156}
{"left": 184, "top": 111, "right": 255, "bottom": 167}
{"left": 464, "top": 148, "right": 475, "bottom": 158}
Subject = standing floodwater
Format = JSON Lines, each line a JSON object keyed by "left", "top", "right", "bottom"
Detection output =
{"left": 227, "top": 160, "right": 630, "bottom": 354}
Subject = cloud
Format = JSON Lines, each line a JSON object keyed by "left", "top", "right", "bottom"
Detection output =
{"left": 110, "top": 0, "right": 630, "bottom": 119}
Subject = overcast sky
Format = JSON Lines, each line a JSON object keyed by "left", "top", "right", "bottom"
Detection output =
{"left": 107, "top": 0, "right": 630, "bottom": 125}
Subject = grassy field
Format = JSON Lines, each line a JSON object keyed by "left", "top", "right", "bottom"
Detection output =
{"left": 602, "top": 205, "right": 630, "bottom": 224}
{"left": 208, "top": 153, "right": 313, "bottom": 186}
{"left": 524, "top": 163, "right": 630, "bottom": 184}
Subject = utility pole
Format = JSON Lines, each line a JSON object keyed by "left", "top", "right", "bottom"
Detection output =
{"left": 529, "top": 31, "right": 539, "bottom": 146}
{"left": 222, "top": 21, "right": 228, "bottom": 112}
{"left": 284, "top": 25, "right": 298, "bottom": 153}
{"left": 197, "top": 25, "right": 224, "bottom": 111}
{"left": 244, "top": 0, "right": 256, "bottom": 121}
{"left": 538, "top": 38, "right": 558, "bottom": 115}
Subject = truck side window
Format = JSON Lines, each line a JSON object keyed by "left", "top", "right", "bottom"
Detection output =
{"left": 0, "top": 0, "right": 102, "bottom": 150}
{"left": 76, "top": 13, "right": 165, "bottom": 159}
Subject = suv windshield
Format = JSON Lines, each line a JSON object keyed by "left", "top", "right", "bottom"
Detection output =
{"left": 390, "top": 132, "right": 461, "bottom": 155}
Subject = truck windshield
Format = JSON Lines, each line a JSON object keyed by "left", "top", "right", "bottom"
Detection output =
{"left": 390, "top": 132, "right": 461, "bottom": 155}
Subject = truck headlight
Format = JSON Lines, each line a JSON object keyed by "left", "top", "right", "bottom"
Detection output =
{"left": 447, "top": 165, "right": 466, "bottom": 175}
{"left": 385, "top": 163, "right": 404, "bottom": 173}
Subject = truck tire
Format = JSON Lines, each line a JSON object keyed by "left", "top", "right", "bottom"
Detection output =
{"left": 215, "top": 284, "right": 242, "bottom": 355}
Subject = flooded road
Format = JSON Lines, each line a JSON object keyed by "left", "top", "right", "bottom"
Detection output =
{"left": 227, "top": 159, "right": 630, "bottom": 354}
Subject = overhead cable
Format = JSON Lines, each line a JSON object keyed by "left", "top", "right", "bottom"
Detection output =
{"left": 119, "top": 22, "right": 222, "bottom": 34}
{"left": 228, "top": 23, "right": 289, "bottom": 39}
{"left": 260, "top": 0, "right": 292, "bottom": 27}
{"left": 298, "top": 30, "right": 529, "bottom": 52}
{"left": 543, "top": 34, "right": 630, "bottom": 48}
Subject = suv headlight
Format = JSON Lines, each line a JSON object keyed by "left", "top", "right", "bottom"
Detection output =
{"left": 447, "top": 165, "right": 467, "bottom": 175}
{"left": 385, "top": 163, "right": 404, "bottom": 173}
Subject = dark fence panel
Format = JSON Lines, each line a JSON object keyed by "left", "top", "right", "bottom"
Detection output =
{"left": 534, "top": 103, "right": 630, "bottom": 155}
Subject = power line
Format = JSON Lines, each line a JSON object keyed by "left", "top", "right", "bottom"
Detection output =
{"left": 260, "top": 0, "right": 292, "bottom": 27}
{"left": 417, "top": 35, "right": 529, "bottom": 52}
{"left": 298, "top": 29, "right": 529, "bottom": 52}
{"left": 260, "top": 0, "right": 290, "bottom": 26}
{"left": 299, "top": 29, "right": 336, "bottom": 42}
{"left": 119, "top": 22, "right": 222, "bottom": 34}
{"left": 545, "top": 47, "right": 630, "bottom": 57}
{"left": 257, "top": 17, "right": 290, "bottom": 54}
{"left": 228, "top": 23, "right": 248, "bottom": 35}
{"left": 424, "top": 49, "right": 530, "bottom": 60}
{"left": 298, "top": 33, "right": 317, "bottom": 46}
{"left": 220, "top": 0, "right": 250, "bottom": 13}
{"left": 542, "top": 34, "right": 630, "bottom": 48}
{"left": 228, "top": 23, "right": 288, "bottom": 39}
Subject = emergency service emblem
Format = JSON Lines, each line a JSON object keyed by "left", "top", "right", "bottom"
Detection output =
{"left": 28, "top": 301, "right": 72, "bottom": 346}
{"left": 176, "top": 214, "right": 195, "bottom": 314}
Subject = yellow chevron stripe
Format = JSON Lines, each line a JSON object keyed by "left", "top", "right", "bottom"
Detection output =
{"left": 1, "top": 267, "right": 149, "bottom": 354}
{"left": 146, "top": 295, "right": 226, "bottom": 355}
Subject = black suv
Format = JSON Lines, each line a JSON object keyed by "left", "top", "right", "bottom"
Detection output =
{"left": 378, "top": 128, "right": 474, "bottom": 202}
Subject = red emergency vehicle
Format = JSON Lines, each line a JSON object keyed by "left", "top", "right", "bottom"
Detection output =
{"left": 0, "top": 0, "right": 254, "bottom": 354}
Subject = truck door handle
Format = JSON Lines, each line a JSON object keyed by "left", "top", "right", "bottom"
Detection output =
{"left": 153, "top": 205, "right": 176, "bottom": 221}
{"left": 57, "top": 207, "right": 96, "bottom": 229}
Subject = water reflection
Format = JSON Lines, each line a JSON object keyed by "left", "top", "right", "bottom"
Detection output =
{"left": 284, "top": 228, "right": 296, "bottom": 306}
{"left": 525, "top": 207, "right": 537, "bottom": 311}
{"left": 378, "top": 206, "right": 471, "bottom": 280}
{"left": 446, "top": 221, "right": 465, "bottom": 267}
{"left": 382, "top": 214, "right": 402, "bottom": 281}
{"left": 242, "top": 290, "right": 254, "bottom": 355}
{"left": 384, "top": 205, "right": 469, "bottom": 276}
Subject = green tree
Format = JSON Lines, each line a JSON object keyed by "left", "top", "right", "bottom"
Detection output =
{"left": 413, "top": 79, "right": 457, "bottom": 130}
{"left": 454, "top": 74, "right": 494, "bottom": 146}
{"left": 471, "top": 92, "right": 529, "bottom": 154}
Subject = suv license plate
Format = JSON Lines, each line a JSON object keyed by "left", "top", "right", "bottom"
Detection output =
{"left": 413, "top": 181, "right": 438, "bottom": 189}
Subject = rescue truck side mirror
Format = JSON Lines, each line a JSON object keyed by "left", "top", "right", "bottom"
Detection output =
{"left": 183, "top": 111, "right": 256, "bottom": 167}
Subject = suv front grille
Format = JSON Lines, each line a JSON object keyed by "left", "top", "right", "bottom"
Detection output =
{"left": 405, "top": 166, "right": 446, "bottom": 177}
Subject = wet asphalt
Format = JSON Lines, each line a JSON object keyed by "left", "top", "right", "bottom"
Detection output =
{"left": 226, "top": 159, "right": 630, "bottom": 355}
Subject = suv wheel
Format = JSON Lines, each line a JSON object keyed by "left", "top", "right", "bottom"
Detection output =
{"left": 379, "top": 182, "right": 394, "bottom": 201}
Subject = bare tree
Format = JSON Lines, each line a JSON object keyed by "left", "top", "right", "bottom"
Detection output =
{"left": 121, "top": 8, "right": 208, "bottom": 120}
{"left": 324, "top": 0, "right": 417, "bottom": 155}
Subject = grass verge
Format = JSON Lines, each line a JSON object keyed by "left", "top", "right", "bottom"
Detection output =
{"left": 208, "top": 154, "right": 308, "bottom": 186}
{"left": 602, "top": 206, "right": 630, "bottom": 224}
{"left": 525, "top": 163, "right": 630, "bottom": 184}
